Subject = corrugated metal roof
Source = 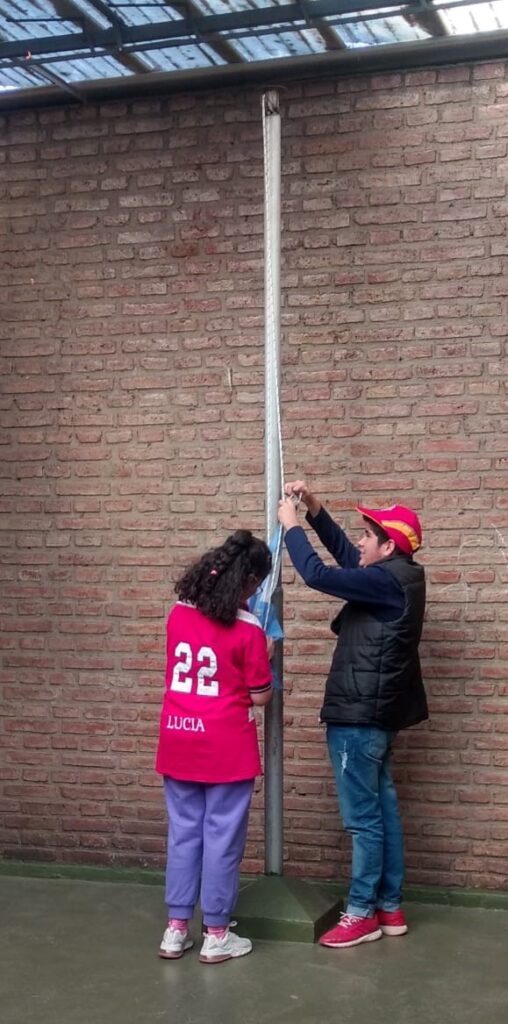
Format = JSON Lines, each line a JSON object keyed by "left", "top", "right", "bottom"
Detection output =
{"left": 1, "top": 1, "right": 508, "bottom": 106}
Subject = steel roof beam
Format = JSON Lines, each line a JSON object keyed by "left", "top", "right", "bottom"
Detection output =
{"left": 296, "top": 1, "right": 347, "bottom": 50}
{"left": 25, "top": 59, "right": 86, "bottom": 99}
{"left": 167, "top": 0, "right": 244, "bottom": 64}
{"left": 406, "top": 7, "right": 450, "bottom": 37}
{"left": 52, "top": 0, "right": 150, "bottom": 74}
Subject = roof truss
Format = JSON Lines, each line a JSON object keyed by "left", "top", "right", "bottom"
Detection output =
{"left": 1, "top": 0, "right": 507, "bottom": 109}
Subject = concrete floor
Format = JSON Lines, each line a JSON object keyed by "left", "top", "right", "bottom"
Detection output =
{"left": 1, "top": 875, "right": 507, "bottom": 1024}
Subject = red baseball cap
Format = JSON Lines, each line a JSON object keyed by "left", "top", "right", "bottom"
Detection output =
{"left": 356, "top": 504, "right": 422, "bottom": 556}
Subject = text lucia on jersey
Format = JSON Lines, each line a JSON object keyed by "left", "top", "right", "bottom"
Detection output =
{"left": 165, "top": 714, "right": 206, "bottom": 733}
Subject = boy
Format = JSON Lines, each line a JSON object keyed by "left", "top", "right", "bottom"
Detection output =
{"left": 278, "top": 481, "right": 427, "bottom": 949}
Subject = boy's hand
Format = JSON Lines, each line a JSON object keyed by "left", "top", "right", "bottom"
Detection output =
{"left": 284, "top": 480, "right": 321, "bottom": 518}
{"left": 285, "top": 479, "right": 307, "bottom": 500}
{"left": 278, "top": 496, "right": 299, "bottom": 531}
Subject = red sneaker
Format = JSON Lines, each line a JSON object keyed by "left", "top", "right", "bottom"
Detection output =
{"left": 377, "top": 909, "right": 408, "bottom": 936}
{"left": 319, "top": 913, "right": 382, "bottom": 949}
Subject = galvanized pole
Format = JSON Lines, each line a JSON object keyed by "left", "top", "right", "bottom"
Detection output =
{"left": 263, "top": 89, "right": 283, "bottom": 876}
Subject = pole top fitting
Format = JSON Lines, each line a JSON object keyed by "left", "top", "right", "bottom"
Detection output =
{"left": 263, "top": 89, "right": 280, "bottom": 115}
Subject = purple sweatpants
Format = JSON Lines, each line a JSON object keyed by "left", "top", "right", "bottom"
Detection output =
{"left": 163, "top": 776, "right": 255, "bottom": 927}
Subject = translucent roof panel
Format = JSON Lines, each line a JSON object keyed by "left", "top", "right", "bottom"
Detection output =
{"left": 192, "top": 1, "right": 289, "bottom": 12}
{"left": 437, "top": 0, "right": 508, "bottom": 35}
{"left": 0, "top": 64, "right": 48, "bottom": 90}
{"left": 137, "top": 42, "right": 225, "bottom": 72}
{"left": 40, "top": 53, "right": 135, "bottom": 82}
{"left": 138, "top": 48, "right": 224, "bottom": 74}
{"left": 0, "top": 0, "right": 80, "bottom": 40}
{"left": 229, "top": 26, "right": 328, "bottom": 62}
{"left": 1, "top": 0, "right": 508, "bottom": 104}
{"left": 328, "top": 12, "right": 429, "bottom": 49}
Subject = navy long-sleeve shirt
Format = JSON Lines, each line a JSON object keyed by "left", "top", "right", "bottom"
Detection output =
{"left": 284, "top": 506, "right": 405, "bottom": 623}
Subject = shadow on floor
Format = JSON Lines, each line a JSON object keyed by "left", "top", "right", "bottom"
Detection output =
{"left": 1, "top": 875, "right": 507, "bottom": 1024}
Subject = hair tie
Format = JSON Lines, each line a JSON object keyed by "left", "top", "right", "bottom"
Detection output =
{"left": 210, "top": 569, "right": 218, "bottom": 576}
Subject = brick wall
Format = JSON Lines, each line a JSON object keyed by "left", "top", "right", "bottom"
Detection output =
{"left": 1, "top": 59, "right": 508, "bottom": 890}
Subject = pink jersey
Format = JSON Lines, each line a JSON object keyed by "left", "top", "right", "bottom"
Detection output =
{"left": 155, "top": 602, "right": 272, "bottom": 784}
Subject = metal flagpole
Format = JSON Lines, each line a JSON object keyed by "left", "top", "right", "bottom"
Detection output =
{"left": 235, "top": 96, "right": 339, "bottom": 939}
{"left": 262, "top": 89, "right": 283, "bottom": 876}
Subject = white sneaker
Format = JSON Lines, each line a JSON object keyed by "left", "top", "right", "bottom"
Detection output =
{"left": 159, "top": 925, "right": 194, "bottom": 960}
{"left": 199, "top": 929, "right": 253, "bottom": 964}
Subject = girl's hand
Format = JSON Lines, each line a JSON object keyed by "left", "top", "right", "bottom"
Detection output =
{"left": 278, "top": 496, "right": 299, "bottom": 531}
{"left": 284, "top": 480, "right": 321, "bottom": 518}
{"left": 266, "top": 637, "right": 275, "bottom": 659}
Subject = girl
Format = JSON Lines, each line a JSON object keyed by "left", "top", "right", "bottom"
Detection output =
{"left": 156, "top": 530, "right": 273, "bottom": 964}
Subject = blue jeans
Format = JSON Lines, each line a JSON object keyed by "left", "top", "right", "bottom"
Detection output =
{"left": 327, "top": 724, "right": 404, "bottom": 919}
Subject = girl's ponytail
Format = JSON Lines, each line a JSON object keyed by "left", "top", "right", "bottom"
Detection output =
{"left": 175, "top": 530, "right": 271, "bottom": 625}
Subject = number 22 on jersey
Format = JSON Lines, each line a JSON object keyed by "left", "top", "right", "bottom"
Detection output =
{"left": 170, "top": 642, "right": 219, "bottom": 697}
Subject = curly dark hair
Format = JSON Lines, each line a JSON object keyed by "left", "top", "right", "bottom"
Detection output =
{"left": 175, "top": 529, "right": 272, "bottom": 626}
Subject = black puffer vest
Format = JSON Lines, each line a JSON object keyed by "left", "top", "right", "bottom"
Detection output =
{"left": 320, "top": 555, "right": 427, "bottom": 732}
